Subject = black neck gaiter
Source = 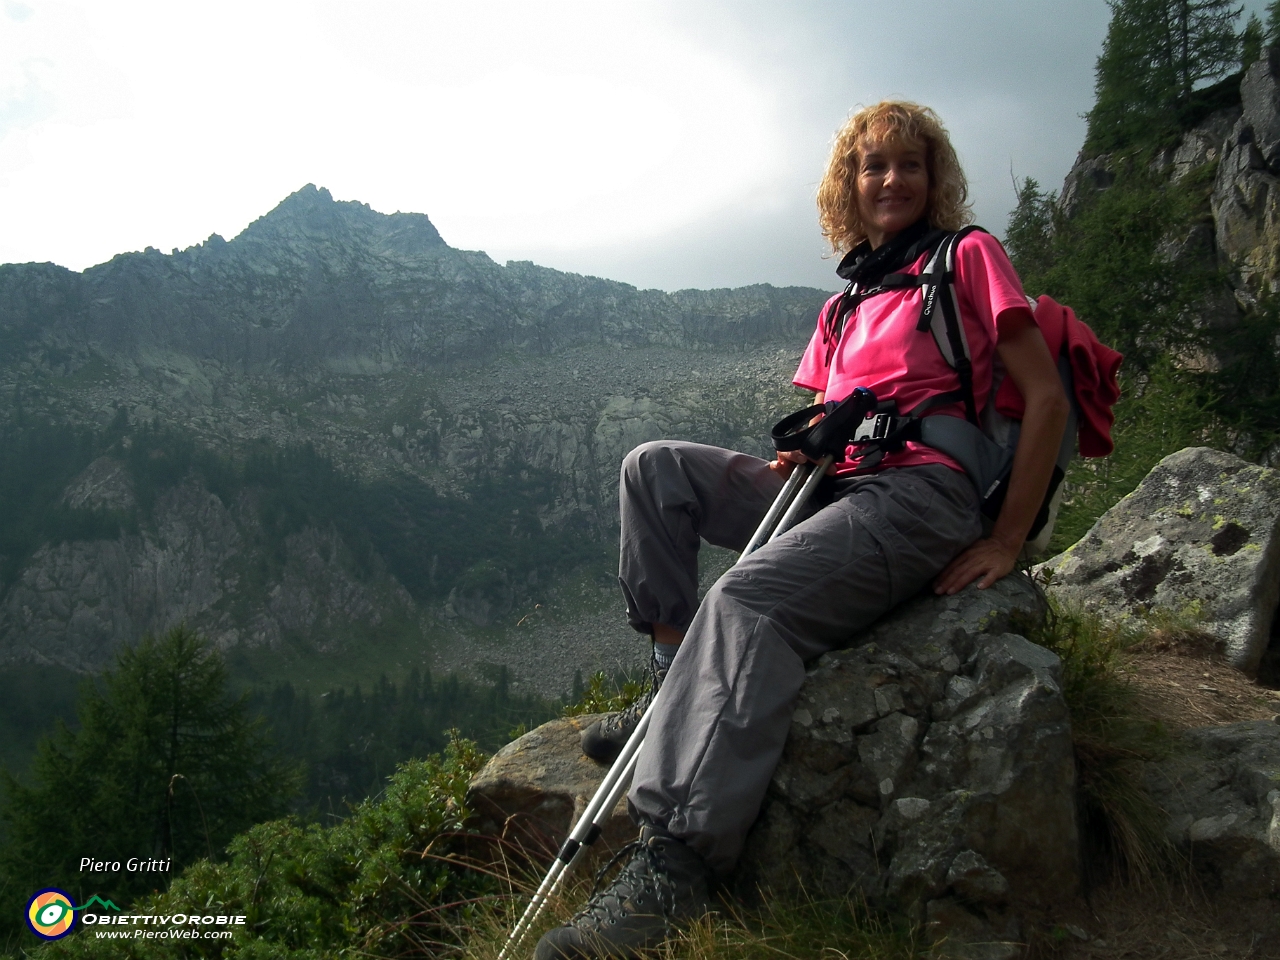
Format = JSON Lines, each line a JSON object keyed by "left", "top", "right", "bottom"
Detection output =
{"left": 834, "top": 217, "right": 935, "bottom": 287}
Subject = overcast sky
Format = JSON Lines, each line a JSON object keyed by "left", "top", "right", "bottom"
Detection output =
{"left": 0, "top": 2, "right": 1270, "bottom": 291}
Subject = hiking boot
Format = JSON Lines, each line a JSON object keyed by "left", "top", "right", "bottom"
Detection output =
{"left": 580, "top": 661, "right": 668, "bottom": 763}
{"left": 534, "top": 824, "right": 713, "bottom": 960}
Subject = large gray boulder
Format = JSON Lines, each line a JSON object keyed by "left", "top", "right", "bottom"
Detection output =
{"left": 467, "top": 712, "right": 635, "bottom": 864}
{"left": 1038, "top": 447, "right": 1280, "bottom": 676}
{"left": 1143, "top": 720, "right": 1280, "bottom": 904}
{"left": 736, "top": 576, "right": 1076, "bottom": 955}
{"left": 469, "top": 576, "right": 1078, "bottom": 956}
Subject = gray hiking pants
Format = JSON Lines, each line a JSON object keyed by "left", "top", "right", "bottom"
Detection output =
{"left": 619, "top": 440, "right": 981, "bottom": 874}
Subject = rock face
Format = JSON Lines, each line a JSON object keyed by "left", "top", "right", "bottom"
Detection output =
{"left": 470, "top": 577, "right": 1080, "bottom": 953}
{"left": 1038, "top": 447, "right": 1280, "bottom": 676}
{"left": 1209, "top": 47, "right": 1280, "bottom": 295}
{"left": 1155, "top": 107, "right": 1240, "bottom": 183}
{"left": 1059, "top": 56, "right": 1280, "bottom": 351}
{"left": 1058, "top": 154, "right": 1118, "bottom": 220}
{"left": 1143, "top": 720, "right": 1280, "bottom": 902}
{"left": 0, "top": 457, "right": 420, "bottom": 670}
{"left": 1214, "top": 58, "right": 1280, "bottom": 294}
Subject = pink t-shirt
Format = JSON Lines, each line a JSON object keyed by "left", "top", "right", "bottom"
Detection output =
{"left": 793, "top": 231, "right": 1029, "bottom": 475}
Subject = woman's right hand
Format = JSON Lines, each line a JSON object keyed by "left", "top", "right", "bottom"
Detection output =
{"left": 769, "top": 449, "right": 809, "bottom": 476}
{"left": 769, "top": 448, "right": 839, "bottom": 476}
{"left": 770, "top": 389, "right": 835, "bottom": 476}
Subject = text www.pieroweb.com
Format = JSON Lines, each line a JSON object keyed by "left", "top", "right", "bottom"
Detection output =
{"left": 85, "top": 913, "right": 245, "bottom": 940}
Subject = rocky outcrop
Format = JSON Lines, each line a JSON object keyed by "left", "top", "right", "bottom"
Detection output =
{"left": 0, "top": 473, "right": 242, "bottom": 670}
{"left": 0, "top": 458, "right": 420, "bottom": 670}
{"left": 1154, "top": 107, "right": 1240, "bottom": 183}
{"left": 1143, "top": 719, "right": 1280, "bottom": 902}
{"left": 1038, "top": 447, "right": 1280, "bottom": 676}
{"left": 1058, "top": 155, "right": 1117, "bottom": 220}
{"left": 470, "top": 577, "right": 1078, "bottom": 956}
{"left": 736, "top": 577, "right": 1076, "bottom": 953}
{"left": 468, "top": 713, "right": 635, "bottom": 864}
{"left": 1059, "top": 103, "right": 1247, "bottom": 342}
{"left": 1214, "top": 49, "right": 1280, "bottom": 293}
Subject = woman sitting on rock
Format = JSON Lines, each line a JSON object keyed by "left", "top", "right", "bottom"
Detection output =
{"left": 537, "top": 99, "right": 1069, "bottom": 960}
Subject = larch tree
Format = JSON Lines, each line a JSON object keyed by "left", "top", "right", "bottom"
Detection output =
{"left": 1088, "top": 0, "right": 1243, "bottom": 152}
{"left": 1241, "top": 12, "right": 1264, "bottom": 70}
{"left": 0, "top": 626, "right": 298, "bottom": 935}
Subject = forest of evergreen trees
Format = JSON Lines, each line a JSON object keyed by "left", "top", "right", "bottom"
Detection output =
{"left": 0, "top": 627, "right": 562, "bottom": 950}
{"left": 0, "top": 407, "right": 574, "bottom": 794}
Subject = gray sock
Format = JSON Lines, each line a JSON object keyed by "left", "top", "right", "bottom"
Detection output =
{"left": 653, "top": 641, "right": 679, "bottom": 671}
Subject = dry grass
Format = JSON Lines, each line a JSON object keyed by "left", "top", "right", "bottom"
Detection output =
{"left": 1039, "top": 606, "right": 1280, "bottom": 960}
{"left": 1123, "top": 620, "right": 1280, "bottom": 730}
{"left": 1047, "top": 879, "right": 1280, "bottom": 958}
{"left": 428, "top": 855, "right": 921, "bottom": 960}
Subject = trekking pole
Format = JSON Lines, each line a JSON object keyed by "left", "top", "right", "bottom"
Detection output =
{"left": 769, "top": 455, "right": 833, "bottom": 542}
{"left": 740, "top": 456, "right": 811, "bottom": 555}
{"left": 498, "top": 455, "right": 828, "bottom": 959}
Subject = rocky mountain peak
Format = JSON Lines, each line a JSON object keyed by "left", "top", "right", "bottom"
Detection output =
{"left": 233, "top": 184, "right": 447, "bottom": 262}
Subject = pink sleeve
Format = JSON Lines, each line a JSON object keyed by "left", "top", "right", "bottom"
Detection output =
{"left": 954, "top": 232, "right": 1030, "bottom": 340}
{"left": 792, "top": 293, "right": 844, "bottom": 392}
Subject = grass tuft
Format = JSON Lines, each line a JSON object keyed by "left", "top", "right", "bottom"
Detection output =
{"left": 1013, "top": 595, "right": 1184, "bottom": 891}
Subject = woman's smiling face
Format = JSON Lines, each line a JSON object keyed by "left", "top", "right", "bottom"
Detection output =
{"left": 855, "top": 138, "right": 929, "bottom": 248}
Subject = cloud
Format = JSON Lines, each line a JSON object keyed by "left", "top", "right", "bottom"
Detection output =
{"left": 0, "top": 1, "right": 787, "bottom": 276}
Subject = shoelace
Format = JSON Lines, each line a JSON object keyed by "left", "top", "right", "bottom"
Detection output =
{"left": 574, "top": 836, "right": 675, "bottom": 926}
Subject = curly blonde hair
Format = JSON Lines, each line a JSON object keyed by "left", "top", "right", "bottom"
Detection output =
{"left": 817, "top": 101, "right": 972, "bottom": 254}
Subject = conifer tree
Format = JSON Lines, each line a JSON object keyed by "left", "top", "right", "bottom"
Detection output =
{"left": 1088, "top": 0, "right": 1243, "bottom": 151}
{"left": 0, "top": 626, "right": 297, "bottom": 920}
{"left": 1242, "top": 12, "right": 1264, "bottom": 69}
{"left": 1267, "top": 0, "right": 1280, "bottom": 43}
{"left": 1005, "top": 177, "right": 1057, "bottom": 289}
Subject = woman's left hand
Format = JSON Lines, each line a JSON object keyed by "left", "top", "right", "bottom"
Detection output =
{"left": 933, "top": 537, "right": 1019, "bottom": 595}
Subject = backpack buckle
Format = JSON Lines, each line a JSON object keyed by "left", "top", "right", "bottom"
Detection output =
{"left": 853, "top": 413, "right": 893, "bottom": 442}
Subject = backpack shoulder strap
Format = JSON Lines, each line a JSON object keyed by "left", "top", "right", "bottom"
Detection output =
{"left": 915, "top": 225, "right": 987, "bottom": 424}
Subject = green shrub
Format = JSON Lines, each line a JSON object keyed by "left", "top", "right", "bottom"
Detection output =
{"left": 0, "top": 627, "right": 297, "bottom": 952}
{"left": 39, "top": 738, "right": 491, "bottom": 960}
